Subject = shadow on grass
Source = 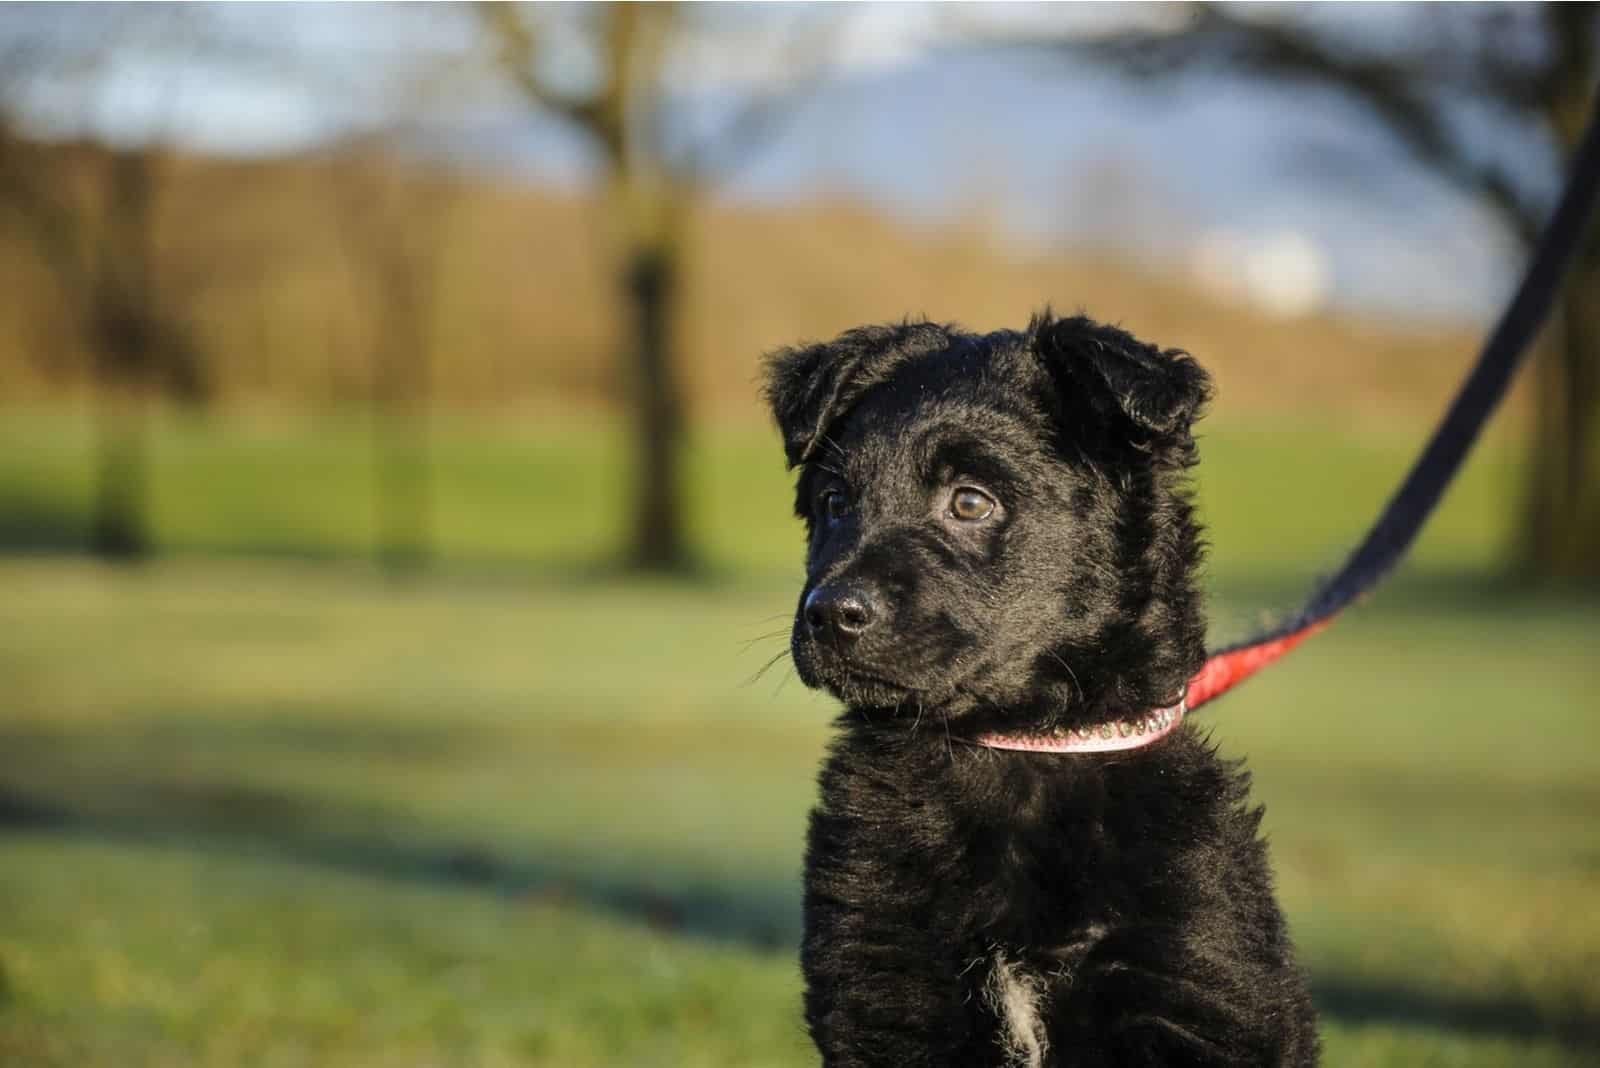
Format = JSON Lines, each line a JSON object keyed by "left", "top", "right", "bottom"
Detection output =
{"left": 0, "top": 494, "right": 87, "bottom": 553}
{"left": 0, "top": 775, "right": 799, "bottom": 951}
{"left": 2, "top": 756, "right": 1597, "bottom": 1052}
{"left": 1312, "top": 975, "right": 1600, "bottom": 1051}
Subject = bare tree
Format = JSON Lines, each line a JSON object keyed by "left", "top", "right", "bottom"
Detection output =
{"left": 80, "top": 141, "right": 208, "bottom": 558}
{"left": 0, "top": 20, "right": 208, "bottom": 559}
{"left": 479, "top": 3, "right": 827, "bottom": 572}
{"left": 1044, "top": 4, "right": 1600, "bottom": 581}
{"left": 326, "top": 138, "right": 456, "bottom": 577}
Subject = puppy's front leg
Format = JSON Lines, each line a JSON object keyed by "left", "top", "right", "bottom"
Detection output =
{"left": 801, "top": 798, "right": 996, "bottom": 1066}
{"left": 1059, "top": 927, "right": 1315, "bottom": 1067}
{"left": 801, "top": 900, "right": 983, "bottom": 1066}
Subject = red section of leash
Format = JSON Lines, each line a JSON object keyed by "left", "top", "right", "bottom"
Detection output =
{"left": 1186, "top": 618, "right": 1333, "bottom": 711}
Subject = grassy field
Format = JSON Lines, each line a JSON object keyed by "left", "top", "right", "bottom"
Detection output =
{"left": 0, "top": 404, "right": 1529, "bottom": 584}
{"left": 0, "top": 411, "right": 1597, "bottom": 1066}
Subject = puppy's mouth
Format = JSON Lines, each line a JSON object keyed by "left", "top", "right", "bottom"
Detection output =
{"left": 794, "top": 640, "right": 921, "bottom": 708}
{"left": 832, "top": 668, "right": 918, "bottom": 708}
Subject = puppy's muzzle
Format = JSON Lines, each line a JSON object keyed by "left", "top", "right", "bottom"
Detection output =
{"left": 803, "top": 584, "right": 880, "bottom": 648}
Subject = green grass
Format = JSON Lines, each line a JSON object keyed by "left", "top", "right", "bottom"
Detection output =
{"left": 0, "top": 404, "right": 1528, "bottom": 586}
{"left": 0, "top": 409, "right": 1596, "bottom": 1065}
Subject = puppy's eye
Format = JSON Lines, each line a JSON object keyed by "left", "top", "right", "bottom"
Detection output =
{"left": 949, "top": 487, "right": 996, "bottom": 522}
{"left": 820, "top": 489, "right": 851, "bottom": 523}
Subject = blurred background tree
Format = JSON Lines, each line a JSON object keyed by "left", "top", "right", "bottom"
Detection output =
{"left": 0, "top": 2, "right": 1589, "bottom": 582}
{"left": 1049, "top": 3, "right": 1600, "bottom": 581}
{"left": 327, "top": 136, "right": 457, "bottom": 577}
{"left": 0, "top": 12, "right": 210, "bottom": 559}
{"left": 478, "top": 3, "right": 824, "bottom": 573}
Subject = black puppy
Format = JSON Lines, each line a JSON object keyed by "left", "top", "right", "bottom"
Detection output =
{"left": 764, "top": 314, "right": 1318, "bottom": 1067}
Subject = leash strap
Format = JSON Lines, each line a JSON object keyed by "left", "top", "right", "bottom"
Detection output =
{"left": 1189, "top": 90, "right": 1600, "bottom": 711}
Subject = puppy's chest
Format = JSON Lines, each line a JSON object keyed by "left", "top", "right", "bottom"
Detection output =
{"left": 809, "top": 734, "right": 1121, "bottom": 940}
{"left": 806, "top": 736, "right": 1127, "bottom": 1063}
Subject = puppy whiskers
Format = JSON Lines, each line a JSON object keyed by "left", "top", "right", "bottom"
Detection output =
{"left": 738, "top": 629, "right": 791, "bottom": 652}
{"left": 772, "top": 666, "right": 795, "bottom": 697}
{"left": 749, "top": 612, "right": 792, "bottom": 625}
{"left": 744, "top": 648, "right": 792, "bottom": 687}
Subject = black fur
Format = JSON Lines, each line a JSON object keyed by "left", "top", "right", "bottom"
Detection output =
{"left": 763, "top": 313, "right": 1318, "bottom": 1067}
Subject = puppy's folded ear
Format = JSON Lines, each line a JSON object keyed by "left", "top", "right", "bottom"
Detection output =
{"left": 763, "top": 340, "right": 845, "bottom": 469}
{"left": 1031, "top": 312, "right": 1211, "bottom": 447}
{"left": 764, "top": 321, "right": 957, "bottom": 468}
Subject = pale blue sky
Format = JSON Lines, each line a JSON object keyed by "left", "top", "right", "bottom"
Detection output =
{"left": 2, "top": 2, "right": 1555, "bottom": 322}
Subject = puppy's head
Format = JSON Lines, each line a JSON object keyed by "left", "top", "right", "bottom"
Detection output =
{"left": 763, "top": 313, "right": 1210, "bottom": 729}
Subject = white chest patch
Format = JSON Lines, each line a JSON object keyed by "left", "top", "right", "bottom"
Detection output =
{"left": 983, "top": 952, "right": 1050, "bottom": 1068}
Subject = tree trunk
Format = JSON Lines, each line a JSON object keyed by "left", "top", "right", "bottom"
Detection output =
{"left": 87, "top": 149, "right": 159, "bottom": 563}
{"left": 1520, "top": 255, "right": 1600, "bottom": 581}
{"left": 89, "top": 379, "right": 149, "bottom": 560}
{"left": 373, "top": 385, "right": 431, "bottom": 578}
{"left": 623, "top": 239, "right": 690, "bottom": 573}
{"left": 372, "top": 275, "right": 432, "bottom": 578}
{"left": 1519, "top": 8, "right": 1599, "bottom": 583}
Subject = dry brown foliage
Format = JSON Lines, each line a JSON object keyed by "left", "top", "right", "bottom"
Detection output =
{"left": 0, "top": 143, "right": 1492, "bottom": 427}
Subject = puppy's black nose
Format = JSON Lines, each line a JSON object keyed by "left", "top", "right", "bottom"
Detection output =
{"left": 804, "top": 585, "right": 877, "bottom": 643}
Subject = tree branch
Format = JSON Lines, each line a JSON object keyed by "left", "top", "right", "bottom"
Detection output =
{"left": 674, "top": 16, "right": 839, "bottom": 184}
{"left": 476, "top": 3, "right": 605, "bottom": 133}
{"left": 0, "top": 123, "right": 87, "bottom": 293}
{"left": 1052, "top": 4, "right": 1547, "bottom": 244}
